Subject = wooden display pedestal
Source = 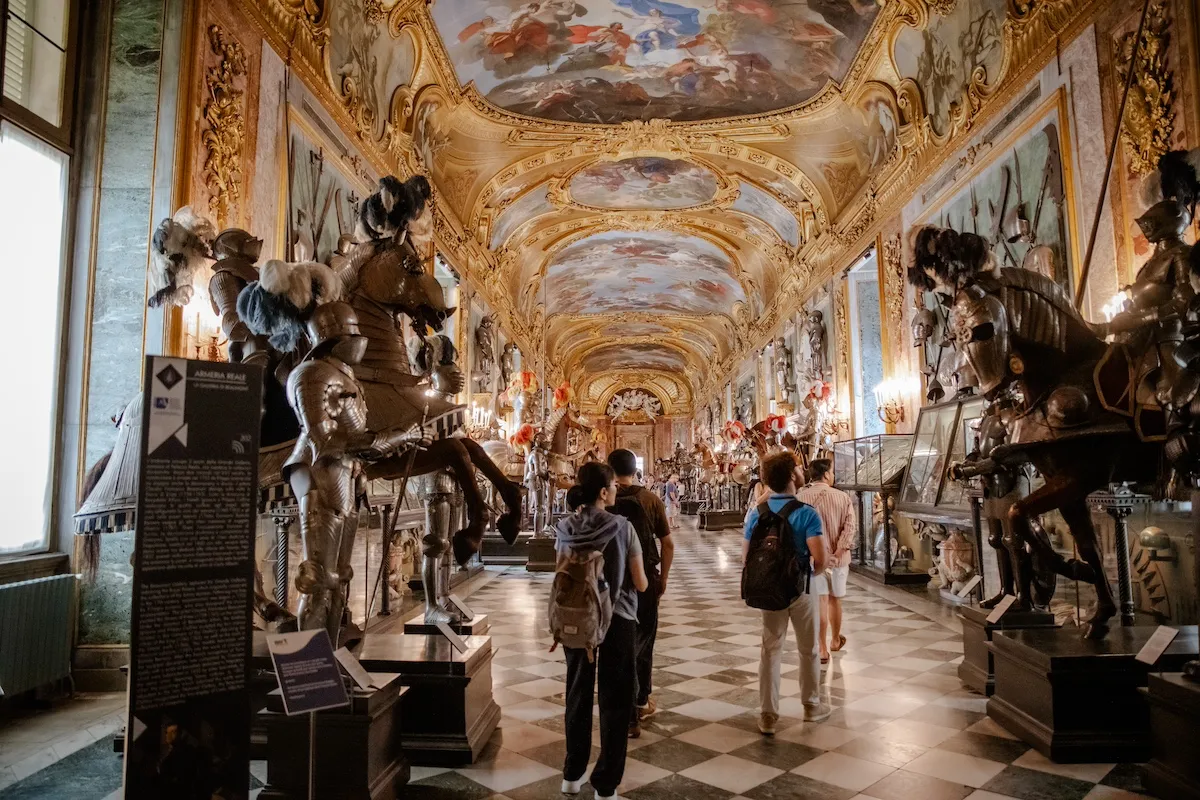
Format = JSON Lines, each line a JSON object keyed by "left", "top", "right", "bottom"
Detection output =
{"left": 404, "top": 613, "right": 491, "bottom": 637}
{"left": 987, "top": 625, "right": 1198, "bottom": 763}
{"left": 353, "top": 633, "right": 501, "bottom": 766}
{"left": 1143, "top": 671, "right": 1200, "bottom": 800}
{"left": 699, "top": 509, "right": 743, "bottom": 530}
{"left": 258, "top": 675, "right": 409, "bottom": 800}
{"left": 526, "top": 536, "right": 556, "bottom": 572}
{"left": 481, "top": 532, "right": 529, "bottom": 566}
{"left": 958, "top": 605, "right": 1057, "bottom": 696}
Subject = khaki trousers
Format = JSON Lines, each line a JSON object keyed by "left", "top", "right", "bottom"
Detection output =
{"left": 758, "top": 592, "right": 821, "bottom": 716}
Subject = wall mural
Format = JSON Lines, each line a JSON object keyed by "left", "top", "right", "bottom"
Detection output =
{"left": 925, "top": 117, "right": 1073, "bottom": 294}
{"left": 430, "top": 0, "right": 882, "bottom": 123}
{"left": 491, "top": 184, "right": 554, "bottom": 248}
{"left": 413, "top": 95, "right": 451, "bottom": 175}
{"left": 328, "top": 0, "right": 415, "bottom": 140}
{"left": 584, "top": 343, "right": 688, "bottom": 374}
{"left": 545, "top": 231, "right": 746, "bottom": 316}
{"left": 893, "top": 0, "right": 1006, "bottom": 135}
{"left": 732, "top": 181, "right": 800, "bottom": 247}
{"left": 289, "top": 123, "right": 366, "bottom": 264}
{"left": 569, "top": 157, "right": 718, "bottom": 209}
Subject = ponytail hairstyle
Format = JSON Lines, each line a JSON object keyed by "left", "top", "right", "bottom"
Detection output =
{"left": 572, "top": 461, "right": 616, "bottom": 508}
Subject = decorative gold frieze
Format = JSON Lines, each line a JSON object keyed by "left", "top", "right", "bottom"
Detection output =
{"left": 1113, "top": 0, "right": 1175, "bottom": 175}
{"left": 202, "top": 25, "right": 248, "bottom": 228}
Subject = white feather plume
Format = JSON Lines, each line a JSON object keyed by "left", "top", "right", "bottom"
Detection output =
{"left": 259, "top": 260, "right": 341, "bottom": 309}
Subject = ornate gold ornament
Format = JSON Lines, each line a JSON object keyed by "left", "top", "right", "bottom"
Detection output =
{"left": 1113, "top": 0, "right": 1175, "bottom": 176}
{"left": 882, "top": 232, "right": 907, "bottom": 356}
{"left": 202, "top": 25, "right": 248, "bottom": 229}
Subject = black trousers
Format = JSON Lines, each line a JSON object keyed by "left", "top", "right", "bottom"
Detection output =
{"left": 633, "top": 570, "right": 660, "bottom": 709}
{"left": 563, "top": 615, "right": 636, "bottom": 796}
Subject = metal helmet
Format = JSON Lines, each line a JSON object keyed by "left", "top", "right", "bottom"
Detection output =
{"left": 1136, "top": 199, "right": 1191, "bottom": 242}
{"left": 950, "top": 285, "right": 1010, "bottom": 397}
{"left": 212, "top": 228, "right": 263, "bottom": 261}
{"left": 306, "top": 301, "right": 368, "bottom": 365}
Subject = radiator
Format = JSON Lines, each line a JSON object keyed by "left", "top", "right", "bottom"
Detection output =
{"left": 0, "top": 575, "right": 76, "bottom": 696}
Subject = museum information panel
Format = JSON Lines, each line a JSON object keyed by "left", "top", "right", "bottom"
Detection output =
{"left": 124, "top": 357, "right": 262, "bottom": 799}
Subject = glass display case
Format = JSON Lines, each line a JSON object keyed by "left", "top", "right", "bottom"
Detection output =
{"left": 832, "top": 434, "right": 928, "bottom": 585}
{"left": 898, "top": 397, "right": 987, "bottom": 526}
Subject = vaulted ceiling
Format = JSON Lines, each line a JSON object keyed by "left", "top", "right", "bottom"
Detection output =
{"left": 301, "top": 0, "right": 1059, "bottom": 414}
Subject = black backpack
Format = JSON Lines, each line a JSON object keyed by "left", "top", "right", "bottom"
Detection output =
{"left": 741, "top": 500, "right": 811, "bottom": 611}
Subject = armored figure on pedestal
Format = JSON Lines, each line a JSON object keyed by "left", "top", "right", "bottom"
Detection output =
{"left": 282, "top": 302, "right": 432, "bottom": 643}
{"left": 474, "top": 315, "right": 496, "bottom": 394}
{"left": 524, "top": 436, "right": 553, "bottom": 536}
{"left": 773, "top": 336, "right": 797, "bottom": 409}
{"left": 501, "top": 342, "right": 519, "bottom": 388}
{"left": 805, "top": 310, "right": 827, "bottom": 381}
{"left": 952, "top": 404, "right": 1056, "bottom": 611}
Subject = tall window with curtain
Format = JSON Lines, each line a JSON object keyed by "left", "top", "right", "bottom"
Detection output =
{"left": 0, "top": 0, "right": 75, "bottom": 556}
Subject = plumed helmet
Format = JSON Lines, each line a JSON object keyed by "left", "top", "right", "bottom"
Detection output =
{"left": 306, "top": 301, "right": 368, "bottom": 365}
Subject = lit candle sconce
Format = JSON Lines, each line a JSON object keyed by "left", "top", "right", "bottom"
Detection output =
{"left": 820, "top": 408, "right": 850, "bottom": 439}
{"left": 1101, "top": 290, "right": 1131, "bottom": 322}
{"left": 185, "top": 288, "right": 225, "bottom": 362}
{"left": 873, "top": 376, "right": 920, "bottom": 426}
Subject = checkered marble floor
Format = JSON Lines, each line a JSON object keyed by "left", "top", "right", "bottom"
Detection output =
{"left": 407, "top": 518, "right": 1153, "bottom": 800}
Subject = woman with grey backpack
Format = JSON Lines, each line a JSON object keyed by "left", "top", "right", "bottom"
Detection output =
{"left": 550, "top": 462, "right": 649, "bottom": 800}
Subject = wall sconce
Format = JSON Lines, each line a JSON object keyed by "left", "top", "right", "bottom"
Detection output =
{"left": 820, "top": 408, "right": 850, "bottom": 438}
{"left": 185, "top": 297, "right": 225, "bottom": 362}
{"left": 874, "top": 377, "right": 919, "bottom": 425}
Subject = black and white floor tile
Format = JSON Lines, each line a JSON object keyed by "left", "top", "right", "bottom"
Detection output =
{"left": 408, "top": 518, "right": 1154, "bottom": 800}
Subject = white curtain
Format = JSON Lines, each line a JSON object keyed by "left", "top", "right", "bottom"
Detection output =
{"left": 0, "top": 120, "right": 68, "bottom": 554}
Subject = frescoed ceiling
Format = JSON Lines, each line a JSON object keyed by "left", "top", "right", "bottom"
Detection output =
{"left": 244, "top": 0, "right": 1091, "bottom": 414}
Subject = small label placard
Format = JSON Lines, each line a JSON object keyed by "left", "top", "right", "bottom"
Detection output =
{"left": 334, "top": 646, "right": 376, "bottom": 691}
{"left": 436, "top": 621, "right": 470, "bottom": 653}
{"left": 1135, "top": 625, "right": 1180, "bottom": 666}
{"left": 448, "top": 593, "right": 474, "bottom": 620}
{"left": 267, "top": 630, "right": 350, "bottom": 716}
{"left": 985, "top": 594, "right": 1018, "bottom": 624}
{"left": 956, "top": 575, "right": 983, "bottom": 598}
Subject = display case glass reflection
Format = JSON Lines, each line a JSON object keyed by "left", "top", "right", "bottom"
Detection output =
{"left": 833, "top": 434, "right": 912, "bottom": 490}
{"left": 898, "top": 397, "right": 985, "bottom": 524}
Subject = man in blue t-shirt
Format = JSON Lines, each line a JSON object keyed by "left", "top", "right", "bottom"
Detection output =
{"left": 742, "top": 451, "right": 830, "bottom": 734}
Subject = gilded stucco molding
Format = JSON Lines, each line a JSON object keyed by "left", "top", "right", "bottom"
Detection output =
{"left": 1112, "top": 0, "right": 1175, "bottom": 175}
{"left": 203, "top": 25, "right": 249, "bottom": 229}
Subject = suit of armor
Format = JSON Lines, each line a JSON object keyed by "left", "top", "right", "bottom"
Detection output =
{"left": 283, "top": 302, "right": 430, "bottom": 642}
{"left": 209, "top": 229, "right": 270, "bottom": 366}
{"left": 524, "top": 440, "right": 552, "bottom": 536}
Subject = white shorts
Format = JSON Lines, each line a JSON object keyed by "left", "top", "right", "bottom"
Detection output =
{"left": 812, "top": 566, "right": 850, "bottom": 598}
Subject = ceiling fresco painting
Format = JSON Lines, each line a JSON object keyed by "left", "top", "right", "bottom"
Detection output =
{"left": 246, "top": 0, "right": 1103, "bottom": 415}
{"left": 893, "top": 0, "right": 1007, "bottom": 135}
{"left": 430, "top": 0, "right": 883, "bottom": 123}
{"left": 569, "top": 157, "right": 718, "bottom": 209}
{"left": 328, "top": 0, "right": 415, "bottom": 140}
{"left": 491, "top": 185, "right": 555, "bottom": 248}
{"left": 582, "top": 342, "right": 689, "bottom": 374}
{"left": 731, "top": 181, "right": 799, "bottom": 248}
{"left": 545, "top": 231, "right": 746, "bottom": 316}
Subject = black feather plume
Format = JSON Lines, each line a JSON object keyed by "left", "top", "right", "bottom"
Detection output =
{"left": 237, "top": 281, "right": 307, "bottom": 353}
{"left": 1158, "top": 149, "right": 1200, "bottom": 211}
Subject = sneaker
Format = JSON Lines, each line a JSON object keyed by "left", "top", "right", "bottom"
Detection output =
{"left": 562, "top": 778, "right": 583, "bottom": 795}
{"left": 803, "top": 703, "right": 833, "bottom": 722}
{"left": 628, "top": 718, "right": 642, "bottom": 739}
{"left": 636, "top": 697, "right": 657, "bottom": 720}
{"left": 758, "top": 712, "right": 779, "bottom": 735}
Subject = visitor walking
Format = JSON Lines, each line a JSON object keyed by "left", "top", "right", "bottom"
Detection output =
{"left": 742, "top": 451, "right": 830, "bottom": 735}
{"left": 664, "top": 473, "right": 681, "bottom": 529}
{"left": 554, "top": 462, "right": 648, "bottom": 799}
{"left": 607, "top": 449, "right": 674, "bottom": 738}
{"left": 799, "top": 458, "right": 857, "bottom": 663}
